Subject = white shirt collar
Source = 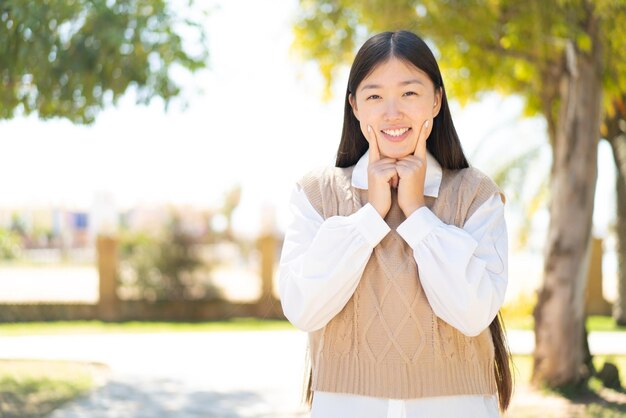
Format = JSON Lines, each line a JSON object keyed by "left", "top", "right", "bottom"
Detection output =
{"left": 351, "top": 150, "right": 443, "bottom": 198}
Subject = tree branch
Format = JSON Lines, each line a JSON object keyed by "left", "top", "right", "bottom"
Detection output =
{"left": 476, "top": 42, "right": 539, "bottom": 64}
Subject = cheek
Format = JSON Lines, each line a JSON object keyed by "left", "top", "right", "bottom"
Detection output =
{"left": 354, "top": 107, "right": 376, "bottom": 140}
{"left": 408, "top": 100, "right": 434, "bottom": 119}
{"left": 356, "top": 104, "right": 375, "bottom": 121}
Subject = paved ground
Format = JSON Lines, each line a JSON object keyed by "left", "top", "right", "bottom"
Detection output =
{"left": 0, "top": 331, "right": 309, "bottom": 418}
{"left": 0, "top": 330, "right": 625, "bottom": 417}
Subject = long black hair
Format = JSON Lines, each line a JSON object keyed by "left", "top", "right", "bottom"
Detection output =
{"left": 306, "top": 30, "right": 513, "bottom": 412}
{"left": 336, "top": 30, "right": 469, "bottom": 170}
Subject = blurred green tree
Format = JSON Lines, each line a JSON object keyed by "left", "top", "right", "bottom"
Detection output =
{"left": 118, "top": 213, "right": 221, "bottom": 302}
{"left": 155, "top": 214, "right": 206, "bottom": 300}
{"left": 0, "top": 0, "right": 208, "bottom": 124}
{"left": 292, "top": 0, "right": 626, "bottom": 388}
{"left": 0, "top": 227, "right": 21, "bottom": 260}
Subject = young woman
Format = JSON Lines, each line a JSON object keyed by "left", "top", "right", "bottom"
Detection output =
{"left": 278, "top": 30, "right": 512, "bottom": 418}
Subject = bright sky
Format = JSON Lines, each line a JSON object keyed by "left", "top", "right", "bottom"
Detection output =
{"left": 0, "top": 0, "right": 617, "bottom": 240}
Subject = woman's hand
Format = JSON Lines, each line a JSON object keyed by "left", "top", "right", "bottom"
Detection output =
{"left": 366, "top": 125, "right": 397, "bottom": 218}
{"left": 396, "top": 119, "right": 431, "bottom": 217}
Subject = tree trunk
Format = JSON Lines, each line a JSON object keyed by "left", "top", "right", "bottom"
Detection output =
{"left": 532, "top": 29, "right": 603, "bottom": 386}
{"left": 606, "top": 99, "right": 626, "bottom": 325}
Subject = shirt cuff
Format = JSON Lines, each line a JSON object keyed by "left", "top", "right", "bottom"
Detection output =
{"left": 396, "top": 206, "right": 444, "bottom": 249}
{"left": 351, "top": 203, "right": 390, "bottom": 248}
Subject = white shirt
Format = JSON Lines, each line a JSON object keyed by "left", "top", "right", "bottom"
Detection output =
{"left": 278, "top": 151, "right": 507, "bottom": 418}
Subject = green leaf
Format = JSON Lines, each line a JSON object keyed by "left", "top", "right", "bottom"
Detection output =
{"left": 577, "top": 33, "right": 592, "bottom": 52}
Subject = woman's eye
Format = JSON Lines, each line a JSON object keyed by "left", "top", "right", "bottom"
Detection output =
{"left": 366, "top": 94, "right": 381, "bottom": 100}
{"left": 403, "top": 91, "right": 418, "bottom": 97}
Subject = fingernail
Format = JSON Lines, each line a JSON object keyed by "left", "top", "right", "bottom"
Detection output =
{"left": 425, "top": 120, "right": 429, "bottom": 128}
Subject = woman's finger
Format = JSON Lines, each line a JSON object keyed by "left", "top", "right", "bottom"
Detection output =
{"left": 414, "top": 119, "right": 431, "bottom": 159}
{"left": 372, "top": 161, "right": 399, "bottom": 170}
{"left": 377, "top": 166, "right": 399, "bottom": 177}
{"left": 367, "top": 125, "right": 382, "bottom": 163}
{"left": 373, "top": 157, "right": 397, "bottom": 164}
{"left": 395, "top": 157, "right": 423, "bottom": 168}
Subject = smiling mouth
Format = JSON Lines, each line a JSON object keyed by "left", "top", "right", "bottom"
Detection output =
{"left": 380, "top": 127, "right": 411, "bottom": 142}
{"left": 382, "top": 127, "right": 410, "bottom": 137}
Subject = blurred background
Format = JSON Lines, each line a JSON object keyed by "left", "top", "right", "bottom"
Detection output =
{"left": 0, "top": 0, "right": 625, "bottom": 417}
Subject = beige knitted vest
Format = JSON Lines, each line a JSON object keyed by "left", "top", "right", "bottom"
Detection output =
{"left": 298, "top": 164, "right": 504, "bottom": 399}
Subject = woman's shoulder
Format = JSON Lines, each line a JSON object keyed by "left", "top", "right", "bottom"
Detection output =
{"left": 296, "top": 165, "right": 357, "bottom": 216}
{"left": 444, "top": 166, "right": 505, "bottom": 204}
{"left": 297, "top": 165, "right": 355, "bottom": 191}
{"left": 443, "top": 166, "right": 497, "bottom": 186}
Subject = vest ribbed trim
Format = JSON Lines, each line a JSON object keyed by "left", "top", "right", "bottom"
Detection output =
{"left": 313, "top": 353, "right": 496, "bottom": 399}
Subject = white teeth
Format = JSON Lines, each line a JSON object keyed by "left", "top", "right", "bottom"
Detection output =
{"left": 382, "top": 128, "right": 409, "bottom": 137}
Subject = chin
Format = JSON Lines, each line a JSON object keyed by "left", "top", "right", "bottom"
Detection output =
{"left": 381, "top": 147, "right": 413, "bottom": 159}
{"left": 380, "top": 140, "right": 417, "bottom": 159}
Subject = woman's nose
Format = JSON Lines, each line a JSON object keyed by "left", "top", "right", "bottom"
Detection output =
{"left": 383, "top": 100, "right": 402, "bottom": 120}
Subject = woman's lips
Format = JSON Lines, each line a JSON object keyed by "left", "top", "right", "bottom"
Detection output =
{"left": 380, "top": 127, "right": 411, "bottom": 142}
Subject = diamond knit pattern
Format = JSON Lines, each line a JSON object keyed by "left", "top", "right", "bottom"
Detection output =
{"left": 362, "top": 190, "right": 425, "bottom": 364}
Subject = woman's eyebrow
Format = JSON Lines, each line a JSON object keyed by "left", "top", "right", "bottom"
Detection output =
{"left": 360, "top": 79, "right": 425, "bottom": 91}
{"left": 399, "top": 79, "right": 425, "bottom": 86}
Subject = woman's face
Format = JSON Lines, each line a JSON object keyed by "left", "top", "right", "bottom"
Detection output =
{"left": 349, "top": 57, "right": 442, "bottom": 159}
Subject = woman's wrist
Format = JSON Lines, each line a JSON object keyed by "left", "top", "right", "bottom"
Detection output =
{"left": 401, "top": 200, "right": 425, "bottom": 217}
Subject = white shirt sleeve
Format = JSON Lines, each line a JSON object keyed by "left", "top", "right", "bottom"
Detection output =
{"left": 278, "top": 184, "right": 390, "bottom": 332}
{"left": 396, "top": 194, "right": 508, "bottom": 337}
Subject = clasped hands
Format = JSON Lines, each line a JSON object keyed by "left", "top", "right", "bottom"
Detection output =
{"left": 366, "top": 119, "right": 432, "bottom": 219}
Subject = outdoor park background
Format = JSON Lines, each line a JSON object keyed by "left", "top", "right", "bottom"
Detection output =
{"left": 0, "top": 0, "right": 625, "bottom": 417}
